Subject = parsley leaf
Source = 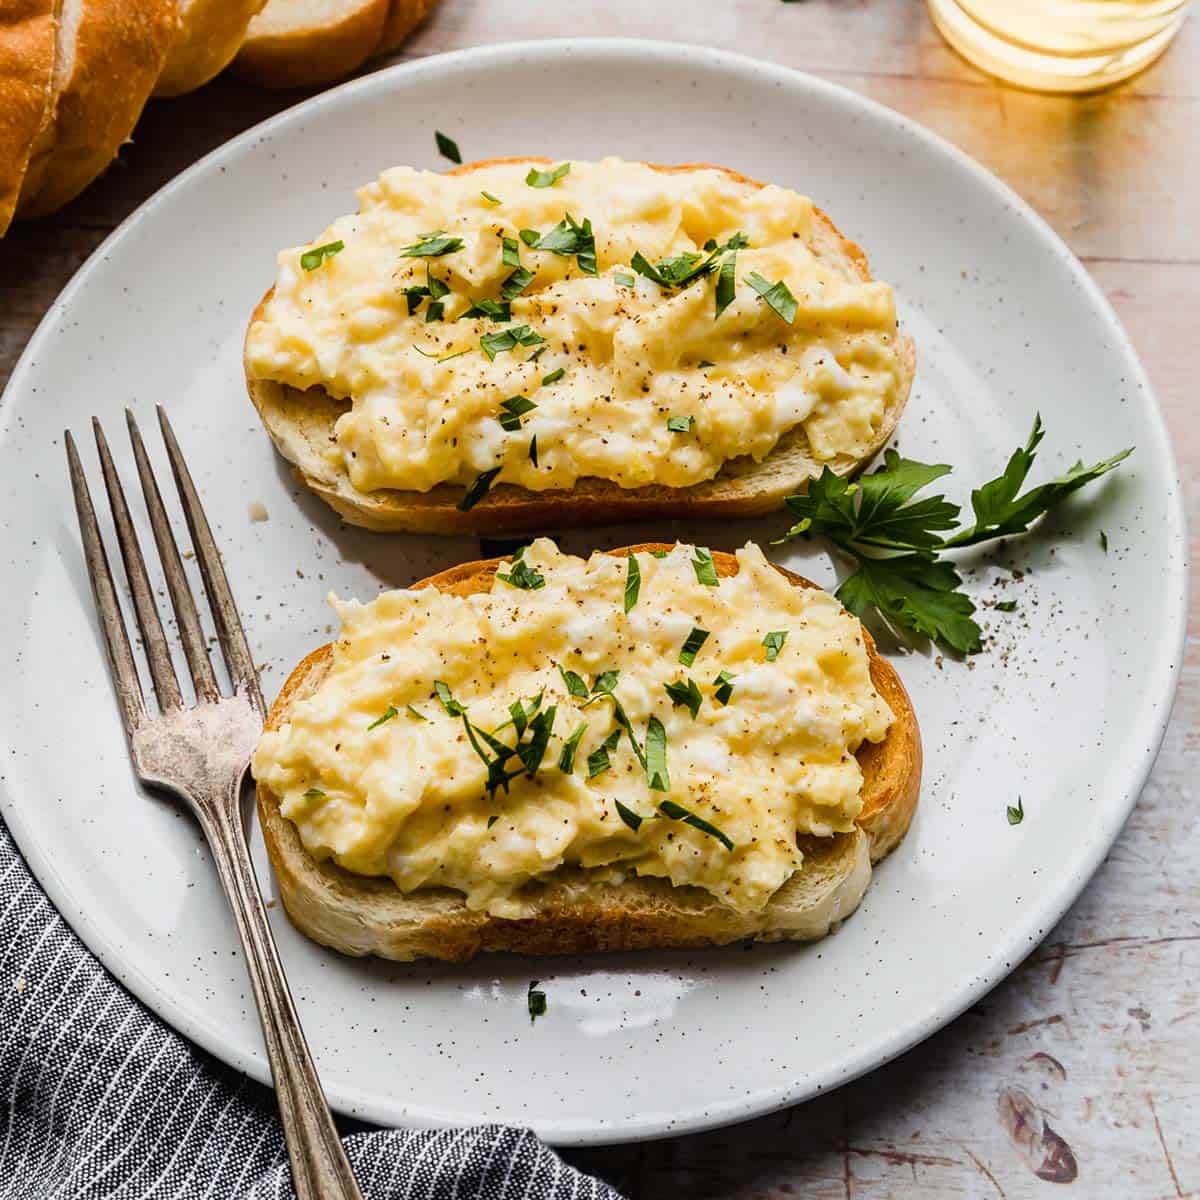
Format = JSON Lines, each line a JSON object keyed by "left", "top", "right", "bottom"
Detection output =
{"left": 558, "top": 721, "right": 588, "bottom": 773}
{"left": 527, "top": 980, "right": 547, "bottom": 1022}
{"left": 300, "top": 240, "right": 344, "bottom": 271}
{"left": 500, "top": 265, "right": 535, "bottom": 301}
{"left": 712, "top": 670, "right": 735, "bottom": 705}
{"left": 367, "top": 705, "right": 398, "bottom": 730}
{"left": 502, "top": 236, "right": 521, "bottom": 268}
{"left": 498, "top": 393, "right": 536, "bottom": 431}
{"left": 399, "top": 232, "right": 464, "bottom": 258}
{"left": 406, "top": 704, "right": 427, "bottom": 721}
{"left": 526, "top": 162, "right": 570, "bottom": 188}
{"left": 762, "top": 630, "right": 787, "bottom": 661}
{"left": 1007, "top": 796, "right": 1025, "bottom": 825}
{"left": 458, "top": 466, "right": 502, "bottom": 511}
{"left": 587, "top": 728, "right": 621, "bottom": 778}
{"left": 480, "top": 190, "right": 502, "bottom": 205}
{"left": 679, "top": 627, "right": 709, "bottom": 667}
{"left": 658, "top": 800, "right": 733, "bottom": 850}
{"left": 541, "top": 367, "right": 565, "bottom": 386}
{"left": 558, "top": 665, "right": 590, "bottom": 698}
{"left": 528, "top": 434, "right": 538, "bottom": 466}
{"left": 745, "top": 271, "right": 798, "bottom": 323}
{"left": 664, "top": 677, "right": 702, "bottom": 719}
{"left": 614, "top": 271, "right": 636, "bottom": 288}
{"left": 461, "top": 297, "right": 512, "bottom": 323}
{"left": 497, "top": 555, "right": 545, "bottom": 590}
{"left": 615, "top": 799, "right": 645, "bottom": 832}
{"left": 523, "top": 214, "right": 597, "bottom": 275}
{"left": 691, "top": 547, "right": 719, "bottom": 587}
{"left": 435, "top": 131, "right": 462, "bottom": 163}
{"left": 779, "top": 415, "right": 1131, "bottom": 654}
{"left": 624, "top": 552, "right": 641, "bottom": 612}
{"left": 302, "top": 787, "right": 325, "bottom": 800}
{"left": 667, "top": 415, "right": 694, "bottom": 433}
{"left": 434, "top": 680, "right": 466, "bottom": 716}
{"left": 645, "top": 716, "right": 669, "bottom": 792}
{"left": 480, "top": 324, "right": 544, "bottom": 360}
{"left": 994, "top": 599, "right": 1018, "bottom": 613}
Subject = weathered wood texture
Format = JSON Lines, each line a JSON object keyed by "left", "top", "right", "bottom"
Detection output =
{"left": 1, "top": 3, "right": 1196, "bottom": 1196}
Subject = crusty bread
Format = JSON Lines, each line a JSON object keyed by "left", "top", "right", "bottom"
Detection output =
{"left": 376, "top": 0, "right": 437, "bottom": 53}
{"left": 154, "top": 0, "right": 266, "bottom": 97}
{"left": 16, "top": 0, "right": 175, "bottom": 219}
{"left": 256, "top": 545, "right": 922, "bottom": 962}
{"left": 246, "top": 159, "right": 917, "bottom": 535}
{"left": 231, "top": 0, "right": 389, "bottom": 89}
{"left": 0, "top": 0, "right": 57, "bottom": 235}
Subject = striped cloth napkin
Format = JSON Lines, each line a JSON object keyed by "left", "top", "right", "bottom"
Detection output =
{"left": 0, "top": 820, "right": 622, "bottom": 1199}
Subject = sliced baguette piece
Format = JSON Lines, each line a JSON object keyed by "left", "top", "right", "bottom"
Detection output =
{"left": 256, "top": 545, "right": 922, "bottom": 963}
{"left": 246, "top": 159, "right": 917, "bottom": 535}
{"left": 0, "top": 0, "right": 57, "bottom": 235}
{"left": 15, "top": 0, "right": 176, "bottom": 219}
{"left": 231, "top": 0, "right": 388, "bottom": 89}
{"left": 153, "top": 0, "right": 266, "bottom": 97}
{"left": 376, "top": 0, "right": 437, "bottom": 54}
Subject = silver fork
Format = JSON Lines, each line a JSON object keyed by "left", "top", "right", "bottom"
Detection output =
{"left": 66, "top": 407, "right": 363, "bottom": 1200}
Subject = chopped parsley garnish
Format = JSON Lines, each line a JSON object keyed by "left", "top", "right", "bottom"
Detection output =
{"left": 497, "top": 551, "right": 545, "bottom": 590}
{"left": 498, "top": 393, "right": 537, "bottom": 431}
{"left": 399, "top": 231, "right": 464, "bottom": 258}
{"left": 557, "top": 721, "right": 587, "bottom": 773}
{"left": 624, "top": 552, "right": 641, "bottom": 612}
{"left": 457, "top": 466, "right": 502, "bottom": 511}
{"left": 413, "top": 345, "right": 472, "bottom": 363}
{"left": 558, "top": 665, "right": 590, "bottom": 698}
{"left": 406, "top": 704, "right": 427, "bottom": 721}
{"left": 367, "top": 705, "right": 398, "bottom": 730}
{"left": 650, "top": 549, "right": 669, "bottom": 558}
{"left": 515, "top": 704, "right": 557, "bottom": 775}
{"left": 629, "top": 232, "right": 747, "bottom": 316}
{"left": 541, "top": 367, "right": 565, "bottom": 386}
{"left": 499, "top": 265, "right": 535, "bottom": 301}
{"left": 658, "top": 800, "right": 733, "bottom": 850}
{"left": 666, "top": 415, "right": 694, "bottom": 433}
{"left": 615, "top": 799, "right": 645, "bottom": 832}
{"left": 425, "top": 301, "right": 444, "bottom": 323}
{"left": 591, "top": 670, "right": 620, "bottom": 696}
{"left": 502, "top": 236, "right": 522, "bottom": 268}
{"left": 1099, "top": 530, "right": 1109, "bottom": 552}
{"left": 762, "top": 630, "right": 788, "bottom": 661}
{"left": 480, "top": 190, "right": 502, "bottom": 205}
{"left": 664, "top": 677, "right": 702, "bottom": 719}
{"left": 645, "top": 716, "right": 669, "bottom": 791}
{"left": 528, "top": 434, "right": 539, "bottom": 466}
{"left": 302, "top": 787, "right": 325, "bottom": 800}
{"left": 697, "top": 360, "right": 715, "bottom": 368}
{"left": 480, "top": 324, "right": 545, "bottom": 360}
{"left": 522, "top": 214, "right": 597, "bottom": 275}
{"left": 777, "top": 415, "right": 1132, "bottom": 654}
{"left": 614, "top": 271, "right": 635, "bottom": 288}
{"left": 679, "top": 627, "right": 709, "bottom": 667}
{"left": 582, "top": 672, "right": 646, "bottom": 768}
{"left": 691, "top": 547, "right": 719, "bottom": 587}
{"left": 461, "top": 297, "right": 512, "bottom": 322}
{"left": 487, "top": 814, "right": 499, "bottom": 828}
{"left": 713, "top": 670, "right": 735, "bottom": 705}
{"left": 1007, "top": 796, "right": 1025, "bottom": 825}
{"left": 300, "top": 240, "right": 344, "bottom": 271}
{"left": 994, "top": 599, "right": 1018, "bottom": 613}
{"left": 434, "top": 680, "right": 466, "bottom": 716}
{"left": 746, "top": 271, "right": 798, "bottom": 323}
{"left": 435, "top": 130, "right": 462, "bottom": 163}
{"left": 527, "top": 980, "right": 547, "bottom": 1022}
{"left": 403, "top": 265, "right": 450, "bottom": 318}
{"left": 527, "top": 345, "right": 547, "bottom": 363}
{"left": 526, "top": 162, "right": 571, "bottom": 188}
{"left": 587, "top": 728, "right": 621, "bottom": 778}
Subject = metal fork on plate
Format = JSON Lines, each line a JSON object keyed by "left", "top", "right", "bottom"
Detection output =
{"left": 65, "top": 407, "right": 363, "bottom": 1200}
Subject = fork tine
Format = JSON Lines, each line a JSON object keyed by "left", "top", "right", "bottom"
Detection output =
{"left": 156, "top": 406, "right": 265, "bottom": 716}
{"left": 65, "top": 431, "right": 147, "bottom": 737}
{"left": 92, "top": 419, "right": 185, "bottom": 711}
{"left": 125, "top": 409, "right": 222, "bottom": 704}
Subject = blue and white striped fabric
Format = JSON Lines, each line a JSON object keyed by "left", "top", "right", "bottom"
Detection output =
{"left": 0, "top": 819, "right": 623, "bottom": 1199}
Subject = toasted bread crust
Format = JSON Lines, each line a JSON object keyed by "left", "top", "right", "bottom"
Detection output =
{"left": 0, "top": 0, "right": 56, "bottom": 235}
{"left": 154, "top": 0, "right": 267, "bottom": 98}
{"left": 256, "top": 545, "right": 921, "bottom": 961}
{"left": 245, "top": 158, "right": 916, "bottom": 534}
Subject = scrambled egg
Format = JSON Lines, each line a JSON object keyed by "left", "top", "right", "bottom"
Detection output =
{"left": 252, "top": 542, "right": 893, "bottom": 917}
{"left": 244, "top": 158, "right": 905, "bottom": 495}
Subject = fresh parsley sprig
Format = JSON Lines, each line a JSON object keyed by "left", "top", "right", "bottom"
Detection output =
{"left": 778, "top": 415, "right": 1131, "bottom": 654}
{"left": 629, "top": 232, "right": 747, "bottom": 317}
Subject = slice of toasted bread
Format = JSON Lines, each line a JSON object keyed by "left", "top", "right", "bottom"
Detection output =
{"left": 153, "top": 0, "right": 266, "bottom": 98}
{"left": 245, "top": 159, "right": 916, "bottom": 535}
{"left": 231, "top": 0, "right": 388, "bottom": 89}
{"left": 376, "top": 0, "right": 437, "bottom": 53}
{"left": 15, "top": 0, "right": 175, "bottom": 219}
{"left": 0, "top": 0, "right": 57, "bottom": 235}
{"left": 256, "top": 545, "right": 921, "bottom": 962}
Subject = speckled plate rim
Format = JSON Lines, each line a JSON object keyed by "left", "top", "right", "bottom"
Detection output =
{"left": 1, "top": 39, "right": 1188, "bottom": 1145}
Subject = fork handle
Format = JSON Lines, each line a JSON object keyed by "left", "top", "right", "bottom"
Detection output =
{"left": 199, "top": 777, "right": 364, "bottom": 1200}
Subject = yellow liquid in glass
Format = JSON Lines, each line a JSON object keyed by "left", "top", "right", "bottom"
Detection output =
{"left": 927, "top": 0, "right": 1191, "bottom": 91}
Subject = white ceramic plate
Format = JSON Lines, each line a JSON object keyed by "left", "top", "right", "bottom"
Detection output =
{"left": 0, "top": 40, "right": 1187, "bottom": 1145}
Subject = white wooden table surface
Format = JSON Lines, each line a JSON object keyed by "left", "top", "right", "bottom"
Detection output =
{"left": 1, "top": 3, "right": 1196, "bottom": 1196}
